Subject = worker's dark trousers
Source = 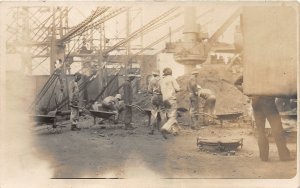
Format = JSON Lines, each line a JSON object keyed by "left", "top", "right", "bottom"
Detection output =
{"left": 189, "top": 94, "right": 199, "bottom": 128}
{"left": 124, "top": 105, "right": 132, "bottom": 127}
{"left": 251, "top": 96, "right": 291, "bottom": 161}
{"left": 70, "top": 101, "right": 79, "bottom": 125}
{"left": 150, "top": 94, "right": 163, "bottom": 131}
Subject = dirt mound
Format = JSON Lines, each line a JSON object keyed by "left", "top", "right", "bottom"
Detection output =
{"left": 176, "top": 64, "right": 250, "bottom": 114}
{"left": 132, "top": 64, "right": 250, "bottom": 115}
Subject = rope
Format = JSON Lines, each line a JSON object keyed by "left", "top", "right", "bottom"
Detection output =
{"left": 31, "top": 69, "right": 59, "bottom": 109}
{"left": 92, "top": 68, "right": 122, "bottom": 102}
{"left": 32, "top": 34, "right": 83, "bottom": 112}
{"left": 32, "top": 56, "right": 49, "bottom": 71}
{"left": 46, "top": 77, "right": 59, "bottom": 111}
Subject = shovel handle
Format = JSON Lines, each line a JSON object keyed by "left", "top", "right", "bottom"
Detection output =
{"left": 195, "top": 112, "right": 217, "bottom": 119}
{"left": 126, "top": 104, "right": 145, "bottom": 113}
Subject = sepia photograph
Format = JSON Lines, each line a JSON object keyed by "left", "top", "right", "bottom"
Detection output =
{"left": 0, "top": 1, "right": 299, "bottom": 187}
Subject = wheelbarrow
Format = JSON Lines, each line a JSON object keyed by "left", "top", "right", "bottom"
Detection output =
{"left": 215, "top": 112, "right": 244, "bottom": 127}
{"left": 72, "top": 106, "right": 116, "bottom": 125}
{"left": 33, "top": 114, "right": 56, "bottom": 125}
{"left": 32, "top": 109, "right": 64, "bottom": 133}
{"left": 196, "top": 111, "right": 244, "bottom": 127}
{"left": 89, "top": 110, "right": 117, "bottom": 125}
{"left": 89, "top": 104, "right": 148, "bottom": 125}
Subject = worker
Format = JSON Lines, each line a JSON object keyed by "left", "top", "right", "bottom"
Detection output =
{"left": 102, "top": 94, "right": 123, "bottom": 123}
{"left": 123, "top": 73, "right": 136, "bottom": 130}
{"left": 147, "top": 70, "right": 163, "bottom": 135}
{"left": 90, "top": 94, "right": 124, "bottom": 124}
{"left": 56, "top": 59, "right": 65, "bottom": 105}
{"left": 69, "top": 72, "right": 82, "bottom": 131}
{"left": 198, "top": 88, "right": 216, "bottom": 125}
{"left": 187, "top": 70, "right": 200, "bottom": 129}
{"left": 188, "top": 70, "right": 216, "bottom": 127}
{"left": 234, "top": 76, "right": 293, "bottom": 161}
{"left": 159, "top": 67, "right": 180, "bottom": 139}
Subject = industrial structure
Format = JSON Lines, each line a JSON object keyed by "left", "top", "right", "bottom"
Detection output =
{"left": 4, "top": 4, "right": 298, "bottom": 180}
{"left": 7, "top": 6, "right": 243, "bottom": 114}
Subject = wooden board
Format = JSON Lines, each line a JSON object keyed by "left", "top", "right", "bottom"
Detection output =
{"left": 242, "top": 6, "right": 298, "bottom": 96}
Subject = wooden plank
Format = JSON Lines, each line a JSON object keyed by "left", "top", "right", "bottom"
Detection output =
{"left": 242, "top": 6, "right": 298, "bottom": 96}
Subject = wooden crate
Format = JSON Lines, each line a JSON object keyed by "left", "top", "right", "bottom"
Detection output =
{"left": 242, "top": 6, "right": 298, "bottom": 96}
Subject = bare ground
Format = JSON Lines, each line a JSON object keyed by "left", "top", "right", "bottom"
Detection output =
{"left": 5, "top": 73, "right": 297, "bottom": 180}
{"left": 33, "top": 115, "right": 297, "bottom": 179}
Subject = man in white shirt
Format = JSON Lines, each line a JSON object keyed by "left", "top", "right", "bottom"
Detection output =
{"left": 159, "top": 67, "right": 180, "bottom": 139}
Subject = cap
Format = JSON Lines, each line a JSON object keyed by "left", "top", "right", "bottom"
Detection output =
{"left": 115, "top": 94, "right": 122, "bottom": 100}
{"left": 163, "top": 67, "right": 172, "bottom": 76}
{"left": 74, "top": 72, "right": 81, "bottom": 77}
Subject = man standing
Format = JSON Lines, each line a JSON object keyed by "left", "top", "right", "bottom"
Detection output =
{"left": 69, "top": 72, "right": 82, "bottom": 131}
{"left": 123, "top": 73, "right": 136, "bottom": 130}
{"left": 159, "top": 67, "right": 180, "bottom": 139}
{"left": 234, "top": 76, "right": 293, "bottom": 161}
{"left": 187, "top": 70, "right": 200, "bottom": 129}
{"left": 56, "top": 59, "right": 65, "bottom": 105}
{"left": 188, "top": 70, "right": 216, "bottom": 127}
{"left": 147, "top": 70, "right": 163, "bottom": 135}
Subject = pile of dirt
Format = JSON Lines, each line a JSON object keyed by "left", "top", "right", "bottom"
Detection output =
{"left": 176, "top": 64, "right": 250, "bottom": 115}
{"left": 132, "top": 64, "right": 250, "bottom": 116}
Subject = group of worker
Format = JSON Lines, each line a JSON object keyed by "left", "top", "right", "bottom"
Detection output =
{"left": 147, "top": 67, "right": 181, "bottom": 139}
{"left": 147, "top": 68, "right": 216, "bottom": 139}
{"left": 68, "top": 67, "right": 215, "bottom": 139}
{"left": 69, "top": 72, "right": 137, "bottom": 131}
{"left": 68, "top": 68, "right": 294, "bottom": 162}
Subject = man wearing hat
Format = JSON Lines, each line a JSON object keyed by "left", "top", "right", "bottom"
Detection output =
{"left": 159, "top": 67, "right": 180, "bottom": 139}
{"left": 188, "top": 70, "right": 216, "bottom": 127}
{"left": 187, "top": 70, "right": 200, "bottom": 129}
{"left": 69, "top": 72, "right": 82, "bottom": 131}
{"left": 147, "top": 70, "right": 163, "bottom": 135}
{"left": 123, "top": 73, "right": 136, "bottom": 129}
